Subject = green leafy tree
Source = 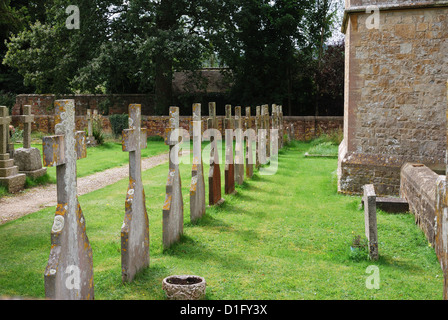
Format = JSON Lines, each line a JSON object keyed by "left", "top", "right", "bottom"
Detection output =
{"left": 3, "top": 0, "right": 111, "bottom": 94}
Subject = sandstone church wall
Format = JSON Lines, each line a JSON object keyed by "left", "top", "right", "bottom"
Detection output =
{"left": 338, "top": 1, "right": 448, "bottom": 196}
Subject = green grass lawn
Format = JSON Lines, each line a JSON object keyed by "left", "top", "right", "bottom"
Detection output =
{"left": 0, "top": 141, "right": 443, "bottom": 299}
{"left": 18, "top": 139, "right": 168, "bottom": 183}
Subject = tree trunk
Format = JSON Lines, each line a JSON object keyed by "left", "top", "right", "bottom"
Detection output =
{"left": 155, "top": 54, "right": 173, "bottom": 115}
{"left": 154, "top": 0, "right": 176, "bottom": 115}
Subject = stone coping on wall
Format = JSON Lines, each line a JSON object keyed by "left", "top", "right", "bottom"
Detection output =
{"left": 341, "top": 0, "right": 448, "bottom": 33}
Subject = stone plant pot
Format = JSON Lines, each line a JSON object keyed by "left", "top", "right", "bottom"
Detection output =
{"left": 162, "top": 275, "right": 206, "bottom": 300}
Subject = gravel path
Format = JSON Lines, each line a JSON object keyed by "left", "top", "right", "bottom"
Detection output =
{"left": 0, "top": 151, "right": 188, "bottom": 225}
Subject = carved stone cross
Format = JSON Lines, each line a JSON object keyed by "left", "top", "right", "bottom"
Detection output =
{"left": 15, "top": 105, "right": 47, "bottom": 179}
{"left": 224, "top": 105, "right": 236, "bottom": 194}
{"left": 207, "top": 102, "right": 224, "bottom": 205}
{"left": 262, "top": 105, "right": 270, "bottom": 160}
{"left": 0, "top": 106, "right": 26, "bottom": 193}
{"left": 245, "top": 107, "right": 254, "bottom": 178}
{"left": 234, "top": 106, "right": 244, "bottom": 185}
{"left": 121, "top": 104, "right": 149, "bottom": 282}
{"left": 278, "top": 105, "right": 284, "bottom": 149}
{"left": 0, "top": 106, "right": 11, "bottom": 155}
{"left": 190, "top": 103, "right": 206, "bottom": 222}
{"left": 255, "top": 106, "right": 261, "bottom": 168}
{"left": 86, "top": 109, "right": 98, "bottom": 147}
{"left": 42, "top": 99, "right": 93, "bottom": 300}
{"left": 21, "top": 105, "right": 34, "bottom": 149}
{"left": 163, "top": 106, "right": 184, "bottom": 248}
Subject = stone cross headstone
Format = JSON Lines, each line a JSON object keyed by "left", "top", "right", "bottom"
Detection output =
{"left": 86, "top": 109, "right": 98, "bottom": 147}
{"left": 272, "top": 104, "right": 281, "bottom": 151}
{"left": 163, "top": 106, "right": 184, "bottom": 248}
{"left": 234, "top": 106, "right": 244, "bottom": 185}
{"left": 262, "top": 105, "right": 270, "bottom": 160}
{"left": 42, "top": 99, "right": 93, "bottom": 300}
{"left": 6, "top": 122, "right": 14, "bottom": 159}
{"left": 255, "top": 106, "right": 261, "bottom": 168}
{"left": 22, "top": 105, "right": 33, "bottom": 149}
{"left": 279, "top": 105, "right": 284, "bottom": 149}
{"left": 190, "top": 103, "right": 206, "bottom": 222}
{"left": 0, "top": 106, "right": 26, "bottom": 193}
{"left": 207, "top": 102, "right": 224, "bottom": 206}
{"left": 14, "top": 105, "right": 47, "bottom": 179}
{"left": 363, "top": 184, "right": 379, "bottom": 261}
{"left": 224, "top": 105, "right": 236, "bottom": 195}
{"left": 121, "top": 104, "right": 149, "bottom": 282}
{"left": 245, "top": 107, "right": 254, "bottom": 179}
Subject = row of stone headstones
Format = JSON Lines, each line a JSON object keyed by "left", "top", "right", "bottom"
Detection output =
{"left": 163, "top": 102, "right": 285, "bottom": 248}
{"left": 40, "top": 99, "right": 284, "bottom": 299}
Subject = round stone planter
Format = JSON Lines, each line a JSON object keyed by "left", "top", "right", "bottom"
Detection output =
{"left": 162, "top": 275, "right": 206, "bottom": 300}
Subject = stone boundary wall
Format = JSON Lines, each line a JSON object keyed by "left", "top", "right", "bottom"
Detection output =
{"left": 13, "top": 94, "right": 155, "bottom": 117}
{"left": 400, "top": 163, "right": 439, "bottom": 246}
{"left": 11, "top": 114, "right": 343, "bottom": 141}
{"left": 11, "top": 94, "right": 343, "bottom": 140}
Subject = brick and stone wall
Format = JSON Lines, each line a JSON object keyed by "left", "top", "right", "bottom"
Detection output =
{"left": 338, "top": 1, "right": 448, "bottom": 196}
{"left": 11, "top": 95, "right": 343, "bottom": 139}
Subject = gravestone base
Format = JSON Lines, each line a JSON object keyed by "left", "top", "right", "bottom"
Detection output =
{"left": 208, "top": 198, "right": 225, "bottom": 208}
{"left": 86, "top": 136, "right": 97, "bottom": 147}
{"left": 14, "top": 147, "right": 47, "bottom": 179}
{"left": 0, "top": 153, "right": 26, "bottom": 193}
{"left": 7, "top": 143, "right": 14, "bottom": 159}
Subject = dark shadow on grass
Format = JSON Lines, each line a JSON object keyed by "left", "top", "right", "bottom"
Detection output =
{"left": 232, "top": 190, "right": 256, "bottom": 202}
{"left": 185, "top": 213, "right": 232, "bottom": 231}
{"left": 162, "top": 235, "right": 254, "bottom": 272}
{"left": 217, "top": 200, "right": 247, "bottom": 213}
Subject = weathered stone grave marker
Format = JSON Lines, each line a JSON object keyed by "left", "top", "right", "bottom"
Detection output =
{"left": 0, "top": 106, "right": 26, "bottom": 193}
{"left": 272, "top": 104, "right": 278, "bottom": 146}
{"left": 86, "top": 109, "right": 98, "bottom": 147}
{"left": 224, "top": 105, "right": 236, "bottom": 195}
{"left": 278, "top": 105, "right": 284, "bottom": 149}
{"left": 163, "top": 107, "right": 184, "bottom": 248}
{"left": 363, "top": 184, "right": 378, "bottom": 261}
{"left": 262, "top": 105, "right": 270, "bottom": 161}
{"left": 207, "top": 102, "right": 224, "bottom": 205}
{"left": 121, "top": 104, "right": 149, "bottom": 282}
{"left": 42, "top": 99, "right": 93, "bottom": 300}
{"left": 245, "top": 107, "right": 254, "bottom": 179}
{"left": 14, "top": 105, "right": 47, "bottom": 179}
{"left": 255, "top": 106, "right": 261, "bottom": 168}
{"left": 190, "top": 103, "right": 206, "bottom": 222}
{"left": 234, "top": 106, "right": 244, "bottom": 185}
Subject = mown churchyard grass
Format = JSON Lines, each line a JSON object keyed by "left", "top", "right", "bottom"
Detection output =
{"left": 19, "top": 139, "right": 167, "bottom": 184}
{"left": 0, "top": 141, "right": 443, "bottom": 299}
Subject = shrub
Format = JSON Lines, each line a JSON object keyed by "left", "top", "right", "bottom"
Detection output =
{"left": 109, "top": 114, "right": 129, "bottom": 137}
{"left": 98, "top": 98, "right": 113, "bottom": 115}
{"left": 92, "top": 112, "right": 105, "bottom": 145}
{"left": 10, "top": 128, "right": 23, "bottom": 143}
{"left": 0, "top": 91, "right": 16, "bottom": 114}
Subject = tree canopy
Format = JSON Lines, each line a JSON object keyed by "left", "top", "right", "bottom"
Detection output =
{"left": 1, "top": 0, "right": 344, "bottom": 116}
